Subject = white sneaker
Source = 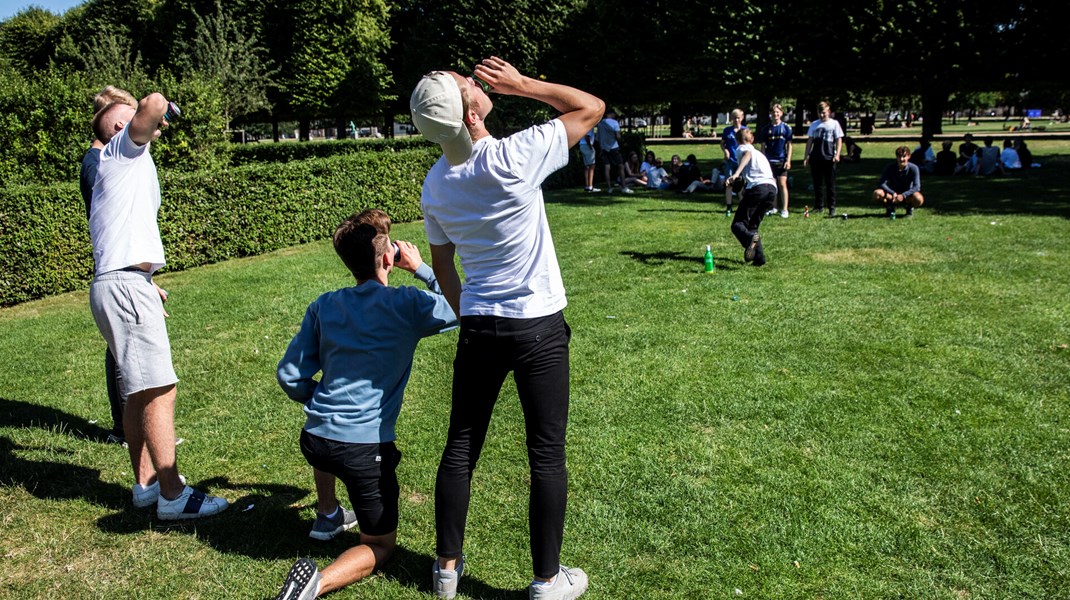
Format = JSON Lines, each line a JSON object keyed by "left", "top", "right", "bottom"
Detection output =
{"left": 780, "top": 209, "right": 790, "bottom": 218}
{"left": 764, "top": 208, "right": 777, "bottom": 216}
{"left": 132, "top": 474, "right": 185, "bottom": 508}
{"left": 157, "top": 485, "right": 229, "bottom": 520}
{"left": 432, "top": 556, "right": 465, "bottom": 599}
{"left": 621, "top": 187, "right": 634, "bottom": 194}
{"left": 529, "top": 565, "right": 588, "bottom": 600}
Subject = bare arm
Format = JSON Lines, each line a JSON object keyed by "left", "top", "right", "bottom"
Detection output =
{"left": 474, "top": 56, "right": 604, "bottom": 147}
{"left": 727, "top": 150, "right": 753, "bottom": 182}
{"left": 429, "top": 243, "right": 462, "bottom": 318}
{"left": 129, "top": 93, "right": 169, "bottom": 146}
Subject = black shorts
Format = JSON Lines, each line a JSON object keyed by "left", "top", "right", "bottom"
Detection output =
{"left": 300, "top": 430, "right": 402, "bottom": 536}
{"left": 769, "top": 162, "right": 788, "bottom": 178}
{"left": 600, "top": 148, "right": 623, "bottom": 166}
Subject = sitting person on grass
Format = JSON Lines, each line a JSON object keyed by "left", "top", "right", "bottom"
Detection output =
{"left": 623, "top": 151, "right": 648, "bottom": 189}
{"left": 1000, "top": 138, "right": 1022, "bottom": 171}
{"left": 977, "top": 137, "right": 1002, "bottom": 176}
{"left": 873, "top": 146, "right": 924, "bottom": 217}
{"left": 646, "top": 158, "right": 673, "bottom": 190}
{"left": 934, "top": 140, "right": 957, "bottom": 176}
{"left": 274, "top": 209, "right": 457, "bottom": 600}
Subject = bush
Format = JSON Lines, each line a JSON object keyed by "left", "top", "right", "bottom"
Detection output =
{"left": 228, "top": 136, "right": 436, "bottom": 165}
{"left": 0, "top": 147, "right": 438, "bottom": 306}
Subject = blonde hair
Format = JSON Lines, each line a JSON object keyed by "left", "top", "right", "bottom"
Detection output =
{"left": 818, "top": 101, "right": 830, "bottom": 112}
{"left": 740, "top": 128, "right": 755, "bottom": 144}
{"left": 730, "top": 108, "right": 744, "bottom": 120}
{"left": 93, "top": 86, "right": 136, "bottom": 113}
{"left": 770, "top": 103, "right": 783, "bottom": 112}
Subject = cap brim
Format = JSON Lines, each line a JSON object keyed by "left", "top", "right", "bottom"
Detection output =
{"left": 440, "top": 131, "right": 473, "bottom": 166}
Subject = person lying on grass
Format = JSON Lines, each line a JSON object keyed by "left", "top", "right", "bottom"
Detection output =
{"left": 274, "top": 209, "right": 457, "bottom": 600}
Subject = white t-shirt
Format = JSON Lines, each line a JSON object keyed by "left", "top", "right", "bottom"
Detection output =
{"left": 421, "top": 119, "right": 569, "bottom": 319}
{"left": 646, "top": 166, "right": 668, "bottom": 187}
{"left": 89, "top": 126, "right": 166, "bottom": 275}
{"left": 737, "top": 144, "right": 776, "bottom": 189}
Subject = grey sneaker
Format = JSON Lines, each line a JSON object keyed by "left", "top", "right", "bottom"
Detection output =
{"left": 276, "top": 558, "right": 320, "bottom": 600}
{"left": 432, "top": 556, "right": 465, "bottom": 599}
{"left": 529, "top": 565, "right": 588, "bottom": 600}
{"left": 131, "top": 474, "right": 185, "bottom": 508}
{"left": 309, "top": 506, "right": 357, "bottom": 541}
{"left": 156, "top": 485, "right": 229, "bottom": 520}
{"left": 744, "top": 233, "right": 761, "bottom": 263}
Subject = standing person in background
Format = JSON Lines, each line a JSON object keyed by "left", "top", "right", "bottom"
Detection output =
{"left": 89, "top": 92, "right": 229, "bottom": 520}
{"left": 411, "top": 56, "right": 603, "bottom": 600}
{"left": 578, "top": 127, "right": 599, "bottom": 192}
{"left": 80, "top": 86, "right": 138, "bottom": 445}
{"left": 759, "top": 103, "right": 793, "bottom": 218}
{"left": 598, "top": 109, "right": 631, "bottom": 194}
{"left": 803, "top": 101, "right": 844, "bottom": 216}
{"left": 726, "top": 129, "right": 777, "bottom": 267}
{"left": 720, "top": 108, "right": 748, "bottom": 213}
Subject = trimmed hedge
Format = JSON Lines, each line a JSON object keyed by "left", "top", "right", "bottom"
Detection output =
{"left": 0, "top": 147, "right": 438, "bottom": 306}
{"left": 228, "top": 137, "right": 436, "bottom": 166}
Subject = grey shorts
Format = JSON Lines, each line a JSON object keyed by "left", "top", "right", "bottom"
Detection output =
{"left": 89, "top": 270, "right": 178, "bottom": 397}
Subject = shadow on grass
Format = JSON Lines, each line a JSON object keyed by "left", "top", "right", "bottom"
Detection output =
{"left": 621, "top": 249, "right": 745, "bottom": 271}
{"left": 0, "top": 435, "right": 130, "bottom": 509}
{"left": 0, "top": 396, "right": 112, "bottom": 442}
{"left": 828, "top": 156, "right": 1070, "bottom": 218}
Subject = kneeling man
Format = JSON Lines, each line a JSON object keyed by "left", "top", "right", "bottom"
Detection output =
{"left": 874, "top": 146, "right": 924, "bottom": 218}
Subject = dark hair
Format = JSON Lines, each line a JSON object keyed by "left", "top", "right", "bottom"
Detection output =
{"left": 333, "top": 214, "right": 390, "bottom": 280}
{"left": 895, "top": 146, "right": 911, "bottom": 158}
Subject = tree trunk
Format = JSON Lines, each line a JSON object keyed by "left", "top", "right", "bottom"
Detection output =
{"left": 336, "top": 117, "right": 346, "bottom": 140}
{"left": 299, "top": 120, "right": 310, "bottom": 142}
{"left": 383, "top": 109, "right": 394, "bottom": 138}
{"left": 670, "top": 102, "right": 683, "bottom": 137}
{"left": 921, "top": 88, "right": 948, "bottom": 138}
{"left": 272, "top": 120, "right": 279, "bottom": 143}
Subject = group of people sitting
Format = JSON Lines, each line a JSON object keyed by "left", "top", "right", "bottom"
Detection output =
{"left": 912, "top": 133, "right": 1034, "bottom": 177}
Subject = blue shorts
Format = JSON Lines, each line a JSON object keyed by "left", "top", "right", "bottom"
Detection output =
{"left": 578, "top": 144, "right": 596, "bottom": 166}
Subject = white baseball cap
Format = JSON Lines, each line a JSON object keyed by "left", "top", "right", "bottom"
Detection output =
{"left": 410, "top": 72, "right": 472, "bottom": 166}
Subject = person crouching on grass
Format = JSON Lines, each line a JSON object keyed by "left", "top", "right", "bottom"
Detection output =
{"left": 725, "top": 128, "right": 777, "bottom": 267}
{"left": 274, "top": 210, "right": 458, "bottom": 600}
{"left": 873, "top": 146, "right": 924, "bottom": 218}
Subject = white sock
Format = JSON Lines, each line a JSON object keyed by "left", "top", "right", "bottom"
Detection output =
{"left": 531, "top": 576, "right": 555, "bottom": 588}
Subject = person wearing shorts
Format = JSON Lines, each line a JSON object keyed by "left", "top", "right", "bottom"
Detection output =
{"left": 597, "top": 110, "right": 631, "bottom": 194}
{"left": 578, "top": 127, "right": 599, "bottom": 192}
{"left": 759, "top": 103, "right": 793, "bottom": 218}
{"left": 412, "top": 56, "right": 602, "bottom": 600}
{"left": 274, "top": 211, "right": 457, "bottom": 600}
{"left": 88, "top": 92, "right": 229, "bottom": 520}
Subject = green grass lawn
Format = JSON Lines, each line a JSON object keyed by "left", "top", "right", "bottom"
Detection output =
{"left": 1, "top": 144, "right": 1069, "bottom": 598}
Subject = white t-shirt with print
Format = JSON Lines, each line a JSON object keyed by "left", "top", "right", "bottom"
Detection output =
{"left": 89, "top": 126, "right": 166, "bottom": 276}
{"left": 421, "top": 119, "right": 569, "bottom": 319}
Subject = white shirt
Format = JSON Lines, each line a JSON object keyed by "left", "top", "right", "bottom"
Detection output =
{"left": 737, "top": 144, "right": 776, "bottom": 188}
{"left": 421, "top": 119, "right": 569, "bottom": 319}
{"left": 646, "top": 166, "right": 668, "bottom": 187}
{"left": 88, "top": 126, "right": 166, "bottom": 275}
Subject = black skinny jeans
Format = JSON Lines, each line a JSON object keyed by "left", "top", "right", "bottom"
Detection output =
{"left": 435, "top": 311, "right": 571, "bottom": 579}
{"left": 809, "top": 158, "right": 837, "bottom": 211}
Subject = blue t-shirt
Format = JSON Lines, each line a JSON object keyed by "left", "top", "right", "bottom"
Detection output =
{"left": 759, "top": 122, "right": 793, "bottom": 163}
{"left": 276, "top": 264, "right": 458, "bottom": 444}
{"left": 722, "top": 125, "right": 748, "bottom": 161}
{"left": 80, "top": 147, "right": 101, "bottom": 218}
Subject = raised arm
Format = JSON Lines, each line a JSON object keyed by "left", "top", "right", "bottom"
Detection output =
{"left": 128, "top": 93, "right": 170, "bottom": 146}
{"left": 474, "top": 56, "right": 604, "bottom": 147}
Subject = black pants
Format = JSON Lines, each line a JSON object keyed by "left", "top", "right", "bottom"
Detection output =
{"left": 435, "top": 311, "right": 571, "bottom": 579}
{"left": 731, "top": 184, "right": 776, "bottom": 264}
{"left": 809, "top": 158, "right": 837, "bottom": 212}
{"left": 104, "top": 348, "right": 126, "bottom": 438}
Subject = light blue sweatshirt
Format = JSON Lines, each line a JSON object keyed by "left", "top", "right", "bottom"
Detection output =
{"left": 277, "top": 264, "right": 457, "bottom": 443}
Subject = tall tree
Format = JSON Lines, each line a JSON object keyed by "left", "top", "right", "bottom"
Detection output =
{"left": 176, "top": 0, "right": 276, "bottom": 129}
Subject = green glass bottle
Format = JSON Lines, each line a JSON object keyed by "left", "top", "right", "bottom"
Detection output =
{"left": 704, "top": 245, "right": 715, "bottom": 273}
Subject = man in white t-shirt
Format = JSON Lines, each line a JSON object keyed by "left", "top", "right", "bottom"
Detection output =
{"left": 726, "top": 129, "right": 778, "bottom": 266}
{"left": 411, "top": 56, "right": 603, "bottom": 600}
{"left": 88, "top": 93, "right": 228, "bottom": 521}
